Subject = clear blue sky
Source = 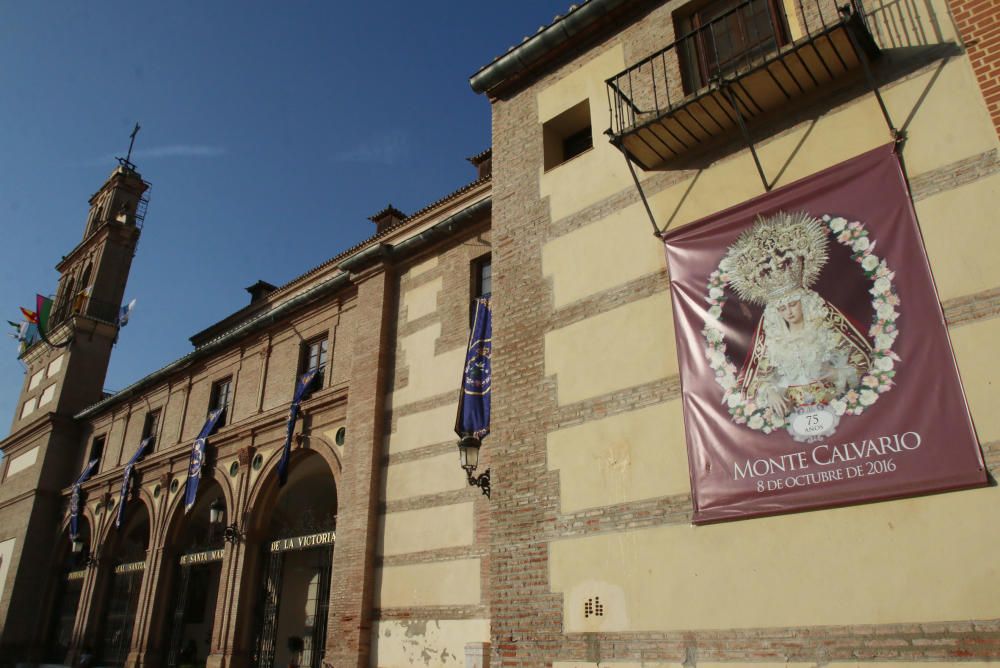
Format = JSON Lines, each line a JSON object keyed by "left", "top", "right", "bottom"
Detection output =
{"left": 0, "top": 1, "right": 570, "bottom": 425}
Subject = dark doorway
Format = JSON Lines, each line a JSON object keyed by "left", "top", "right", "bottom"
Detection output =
{"left": 96, "top": 502, "right": 150, "bottom": 666}
{"left": 251, "top": 454, "right": 337, "bottom": 668}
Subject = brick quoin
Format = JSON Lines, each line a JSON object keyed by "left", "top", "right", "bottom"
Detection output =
{"left": 950, "top": 0, "right": 1000, "bottom": 137}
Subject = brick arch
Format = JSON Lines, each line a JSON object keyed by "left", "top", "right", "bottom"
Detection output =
{"left": 59, "top": 503, "right": 97, "bottom": 542}
{"left": 154, "top": 471, "right": 236, "bottom": 550}
{"left": 244, "top": 437, "right": 342, "bottom": 541}
{"left": 94, "top": 484, "right": 155, "bottom": 553}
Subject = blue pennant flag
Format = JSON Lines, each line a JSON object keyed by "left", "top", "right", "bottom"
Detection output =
{"left": 115, "top": 437, "right": 152, "bottom": 529}
{"left": 184, "top": 407, "right": 225, "bottom": 513}
{"left": 70, "top": 458, "right": 99, "bottom": 541}
{"left": 277, "top": 368, "right": 320, "bottom": 487}
{"left": 455, "top": 297, "right": 492, "bottom": 440}
{"left": 117, "top": 298, "right": 136, "bottom": 328}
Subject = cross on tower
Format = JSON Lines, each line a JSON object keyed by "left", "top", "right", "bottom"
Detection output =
{"left": 117, "top": 122, "right": 141, "bottom": 169}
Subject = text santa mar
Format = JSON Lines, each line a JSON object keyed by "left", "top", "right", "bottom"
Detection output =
{"left": 269, "top": 530, "right": 335, "bottom": 553}
{"left": 179, "top": 548, "right": 225, "bottom": 566}
{"left": 114, "top": 560, "right": 146, "bottom": 574}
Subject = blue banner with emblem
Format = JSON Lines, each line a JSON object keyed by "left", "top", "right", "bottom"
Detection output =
{"left": 70, "top": 458, "right": 100, "bottom": 540}
{"left": 277, "top": 368, "right": 320, "bottom": 487}
{"left": 184, "top": 407, "right": 225, "bottom": 513}
{"left": 455, "top": 297, "right": 492, "bottom": 440}
{"left": 115, "top": 437, "right": 152, "bottom": 529}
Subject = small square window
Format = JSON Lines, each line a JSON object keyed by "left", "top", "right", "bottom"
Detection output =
{"left": 470, "top": 255, "right": 492, "bottom": 323}
{"left": 89, "top": 435, "right": 106, "bottom": 464}
{"left": 299, "top": 335, "right": 328, "bottom": 400}
{"left": 141, "top": 409, "right": 160, "bottom": 446}
{"left": 210, "top": 377, "right": 233, "bottom": 427}
{"left": 302, "top": 336, "right": 329, "bottom": 375}
{"left": 474, "top": 256, "right": 492, "bottom": 299}
{"left": 542, "top": 100, "right": 593, "bottom": 170}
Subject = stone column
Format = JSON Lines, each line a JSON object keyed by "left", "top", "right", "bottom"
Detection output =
{"left": 325, "top": 265, "right": 393, "bottom": 668}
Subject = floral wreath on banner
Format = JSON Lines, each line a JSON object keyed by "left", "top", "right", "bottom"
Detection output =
{"left": 702, "top": 214, "right": 902, "bottom": 435}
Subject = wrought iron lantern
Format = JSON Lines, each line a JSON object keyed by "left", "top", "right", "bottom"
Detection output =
{"left": 209, "top": 497, "right": 241, "bottom": 544}
{"left": 457, "top": 435, "right": 490, "bottom": 499}
{"left": 209, "top": 498, "right": 224, "bottom": 525}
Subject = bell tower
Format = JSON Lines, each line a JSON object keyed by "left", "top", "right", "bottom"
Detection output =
{"left": 11, "top": 158, "right": 150, "bottom": 431}
{"left": 0, "top": 140, "right": 150, "bottom": 661}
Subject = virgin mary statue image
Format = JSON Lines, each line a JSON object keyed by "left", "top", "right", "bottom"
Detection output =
{"left": 719, "top": 212, "right": 873, "bottom": 441}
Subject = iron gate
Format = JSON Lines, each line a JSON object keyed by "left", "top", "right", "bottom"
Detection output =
{"left": 252, "top": 550, "right": 285, "bottom": 668}
{"left": 99, "top": 565, "right": 144, "bottom": 666}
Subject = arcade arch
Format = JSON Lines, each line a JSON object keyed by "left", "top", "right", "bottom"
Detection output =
{"left": 94, "top": 499, "right": 150, "bottom": 666}
{"left": 153, "top": 477, "right": 231, "bottom": 668}
{"left": 43, "top": 518, "right": 92, "bottom": 662}
{"left": 246, "top": 450, "right": 338, "bottom": 668}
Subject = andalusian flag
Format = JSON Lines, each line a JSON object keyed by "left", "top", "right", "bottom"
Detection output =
{"left": 35, "top": 295, "right": 52, "bottom": 335}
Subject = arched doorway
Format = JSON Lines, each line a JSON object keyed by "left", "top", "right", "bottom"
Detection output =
{"left": 44, "top": 521, "right": 92, "bottom": 662}
{"left": 161, "top": 478, "right": 228, "bottom": 668}
{"left": 96, "top": 500, "right": 150, "bottom": 666}
{"left": 250, "top": 452, "right": 337, "bottom": 668}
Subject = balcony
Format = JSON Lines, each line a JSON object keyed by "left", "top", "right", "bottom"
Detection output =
{"left": 605, "top": 0, "right": 883, "bottom": 170}
{"left": 49, "top": 294, "right": 122, "bottom": 329}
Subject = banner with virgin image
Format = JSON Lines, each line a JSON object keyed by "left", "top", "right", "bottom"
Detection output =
{"left": 662, "top": 144, "right": 986, "bottom": 523}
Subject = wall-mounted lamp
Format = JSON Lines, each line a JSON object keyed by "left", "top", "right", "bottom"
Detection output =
{"left": 71, "top": 537, "right": 84, "bottom": 554}
{"left": 457, "top": 435, "right": 490, "bottom": 499}
{"left": 209, "top": 497, "right": 242, "bottom": 544}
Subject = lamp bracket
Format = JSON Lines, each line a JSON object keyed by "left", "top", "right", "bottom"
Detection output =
{"left": 464, "top": 467, "right": 491, "bottom": 499}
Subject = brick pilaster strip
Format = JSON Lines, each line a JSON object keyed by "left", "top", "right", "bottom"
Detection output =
{"left": 949, "top": 0, "right": 1000, "bottom": 138}
{"left": 326, "top": 268, "right": 394, "bottom": 668}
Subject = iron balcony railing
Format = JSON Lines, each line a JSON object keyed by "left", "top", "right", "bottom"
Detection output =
{"left": 605, "top": 0, "right": 880, "bottom": 144}
{"left": 49, "top": 294, "right": 122, "bottom": 329}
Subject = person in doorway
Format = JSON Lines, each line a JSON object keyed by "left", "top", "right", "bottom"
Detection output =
{"left": 178, "top": 638, "right": 197, "bottom": 667}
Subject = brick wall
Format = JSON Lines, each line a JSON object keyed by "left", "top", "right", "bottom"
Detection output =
{"left": 950, "top": 0, "right": 1000, "bottom": 138}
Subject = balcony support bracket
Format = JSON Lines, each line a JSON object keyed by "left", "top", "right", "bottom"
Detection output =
{"left": 612, "top": 136, "right": 664, "bottom": 237}
{"left": 838, "top": 5, "right": 904, "bottom": 150}
{"left": 719, "top": 81, "right": 772, "bottom": 193}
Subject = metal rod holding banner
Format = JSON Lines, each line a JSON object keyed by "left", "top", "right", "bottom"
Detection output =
{"left": 838, "top": 5, "right": 903, "bottom": 148}
{"left": 719, "top": 82, "right": 772, "bottom": 192}
{"left": 612, "top": 138, "right": 663, "bottom": 237}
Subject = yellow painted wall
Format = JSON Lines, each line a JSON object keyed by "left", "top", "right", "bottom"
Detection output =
{"left": 545, "top": 293, "right": 676, "bottom": 405}
{"left": 916, "top": 173, "right": 1000, "bottom": 302}
{"left": 383, "top": 452, "right": 467, "bottom": 502}
{"left": 376, "top": 559, "right": 481, "bottom": 608}
{"left": 379, "top": 502, "right": 474, "bottom": 556}
{"left": 373, "top": 619, "right": 489, "bottom": 668}
{"left": 386, "top": 404, "right": 458, "bottom": 454}
{"left": 403, "top": 277, "right": 442, "bottom": 323}
{"left": 548, "top": 401, "right": 689, "bottom": 513}
{"left": 551, "top": 486, "right": 1000, "bottom": 631}
{"left": 389, "top": 324, "right": 466, "bottom": 409}
{"left": 950, "top": 317, "right": 1000, "bottom": 443}
{"left": 542, "top": 201, "right": 667, "bottom": 308}
{"left": 407, "top": 256, "right": 439, "bottom": 279}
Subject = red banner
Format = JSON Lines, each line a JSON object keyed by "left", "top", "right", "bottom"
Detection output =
{"left": 663, "top": 145, "right": 987, "bottom": 523}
